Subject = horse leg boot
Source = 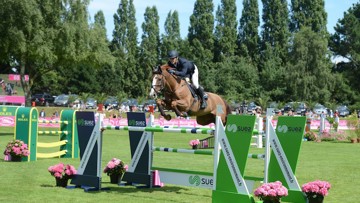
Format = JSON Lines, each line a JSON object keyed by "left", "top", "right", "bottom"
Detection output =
{"left": 197, "top": 86, "right": 208, "bottom": 109}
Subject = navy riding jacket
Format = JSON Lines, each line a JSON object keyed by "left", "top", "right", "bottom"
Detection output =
{"left": 168, "top": 57, "right": 195, "bottom": 78}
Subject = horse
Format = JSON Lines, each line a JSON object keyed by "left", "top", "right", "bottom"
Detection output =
{"left": 149, "top": 64, "right": 231, "bottom": 126}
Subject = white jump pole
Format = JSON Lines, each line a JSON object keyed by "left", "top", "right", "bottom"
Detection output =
{"left": 264, "top": 108, "right": 273, "bottom": 183}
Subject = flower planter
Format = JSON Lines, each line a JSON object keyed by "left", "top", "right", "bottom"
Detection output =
{"left": 307, "top": 195, "right": 324, "bottom": 203}
{"left": 10, "top": 155, "right": 22, "bottom": 162}
{"left": 110, "top": 172, "right": 123, "bottom": 184}
{"left": 261, "top": 197, "right": 281, "bottom": 203}
{"left": 55, "top": 178, "right": 69, "bottom": 187}
{"left": 192, "top": 145, "right": 198, "bottom": 149}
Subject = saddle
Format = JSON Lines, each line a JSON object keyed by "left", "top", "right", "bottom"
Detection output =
{"left": 184, "top": 79, "right": 199, "bottom": 101}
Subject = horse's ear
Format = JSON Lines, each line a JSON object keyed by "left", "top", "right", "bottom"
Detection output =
{"left": 153, "top": 65, "right": 162, "bottom": 74}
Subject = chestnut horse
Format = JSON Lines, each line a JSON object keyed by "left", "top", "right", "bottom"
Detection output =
{"left": 149, "top": 64, "right": 231, "bottom": 125}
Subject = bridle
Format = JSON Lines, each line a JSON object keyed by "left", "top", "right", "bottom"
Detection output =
{"left": 151, "top": 73, "right": 165, "bottom": 95}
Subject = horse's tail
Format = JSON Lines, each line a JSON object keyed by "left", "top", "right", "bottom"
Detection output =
{"left": 221, "top": 98, "right": 232, "bottom": 125}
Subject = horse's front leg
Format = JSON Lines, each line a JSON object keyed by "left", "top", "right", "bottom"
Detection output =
{"left": 156, "top": 99, "right": 171, "bottom": 120}
{"left": 171, "top": 100, "right": 188, "bottom": 117}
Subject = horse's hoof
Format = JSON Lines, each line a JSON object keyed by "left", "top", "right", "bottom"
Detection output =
{"left": 165, "top": 115, "right": 171, "bottom": 120}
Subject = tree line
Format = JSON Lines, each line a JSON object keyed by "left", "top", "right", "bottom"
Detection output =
{"left": 0, "top": 0, "right": 359, "bottom": 110}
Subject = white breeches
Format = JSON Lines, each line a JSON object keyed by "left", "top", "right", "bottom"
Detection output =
{"left": 192, "top": 65, "right": 199, "bottom": 89}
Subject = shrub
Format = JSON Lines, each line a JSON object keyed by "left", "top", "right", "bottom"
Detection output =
{"left": 304, "top": 131, "right": 318, "bottom": 141}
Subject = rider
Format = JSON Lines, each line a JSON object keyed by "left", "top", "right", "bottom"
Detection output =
{"left": 167, "top": 50, "right": 208, "bottom": 109}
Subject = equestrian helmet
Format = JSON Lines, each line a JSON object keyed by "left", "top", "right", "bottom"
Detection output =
{"left": 168, "top": 50, "right": 179, "bottom": 58}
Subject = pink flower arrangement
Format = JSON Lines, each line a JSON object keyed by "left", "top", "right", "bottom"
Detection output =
{"left": 254, "top": 181, "right": 288, "bottom": 202}
{"left": 3, "top": 139, "right": 30, "bottom": 157}
{"left": 189, "top": 139, "right": 200, "bottom": 147}
{"left": 302, "top": 180, "right": 331, "bottom": 198}
{"left": 48, "top": 163, "right": 77, "bottom": 179}
{"left": 103, "top": 158, "right": 127, "bottom": 176}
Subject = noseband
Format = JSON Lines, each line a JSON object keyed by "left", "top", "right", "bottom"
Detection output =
{"left": 152, "top": 73, "right": 165, "bottom": 95}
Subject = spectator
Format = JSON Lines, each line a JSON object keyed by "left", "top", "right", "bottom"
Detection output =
{"left": 288, "top": 110, "right": 294, "bottom": 116}
{"left": 40, "top": 109, "right": 46, "bottom": 118}
{"left": 52, "top": 111, "right": 59, "bottom": 119}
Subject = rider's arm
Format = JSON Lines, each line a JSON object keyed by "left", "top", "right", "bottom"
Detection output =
{"left": 174, "top": 59, "right": 191, "bottom": 77}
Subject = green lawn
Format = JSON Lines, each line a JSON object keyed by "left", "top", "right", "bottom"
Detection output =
{"left": 0, "top": 126, "right": 359, "bottom": 202}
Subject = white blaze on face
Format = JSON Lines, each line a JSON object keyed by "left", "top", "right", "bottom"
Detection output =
{"left": 149, "top": 75, "right": 158, "bottom": 98}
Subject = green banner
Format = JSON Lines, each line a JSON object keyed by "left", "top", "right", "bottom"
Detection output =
{"left": 0, "top": 105, "right": 19, "bottom": 116}
{"left": 268, "top": 116, "right": 306, "bottom": 202}
{"left": 212, "top": 115, "right": 256, "bottom": 203}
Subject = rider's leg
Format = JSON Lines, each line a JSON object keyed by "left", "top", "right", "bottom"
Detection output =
{"left": 192, "top": 65, "right": 207, "bottom": 109}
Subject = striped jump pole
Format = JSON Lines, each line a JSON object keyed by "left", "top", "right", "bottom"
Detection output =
{"left": 38, "top": 119, "right": 69, "bottom": 125}
{"left": 104, "top": 125, "right": 214, "bottom": 134}
{"left": 105, "top": 125, "right": 260, "bottom": 135}
{"left": 38, "top": 130, "right": 69, "bottom": 135}
{"left": 152, "top": 146, "right": 265, "bottom": 159}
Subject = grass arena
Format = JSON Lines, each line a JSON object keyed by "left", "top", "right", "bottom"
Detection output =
{"left": 1, "top": 108, "right": 359, "bottom": 202}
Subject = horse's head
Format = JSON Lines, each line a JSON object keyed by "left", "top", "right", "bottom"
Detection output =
{"left": 149, "top": 64, "right": 180, "bottom": 99}
{"left": 149, "top": 65, "right": 165, "bottom": 98}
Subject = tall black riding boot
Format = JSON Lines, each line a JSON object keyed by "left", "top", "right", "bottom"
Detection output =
{"left": 197, "top": 86, "right": 207, "bottom": 109}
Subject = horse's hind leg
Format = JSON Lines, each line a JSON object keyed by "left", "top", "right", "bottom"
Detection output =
{"left": 196, "top": 115, "right": 215, "bottom": 126}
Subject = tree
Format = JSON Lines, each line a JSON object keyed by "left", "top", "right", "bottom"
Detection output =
{"left": 237, "top": 0, "right": 260, "bottom": 64}
{"left": 260, "top": 0, "right": 290, "bottom": 65}
{"left": 213, "top": 56, "right": 259, "bottom": 100}
{"left": 0, "top": 0, "right": 101, "bottom": 105}
{"left": 287, "top": 27, "right": 333, "bottom": 103}
{"left": 188, "top": 0, "right": 214, "bottom": 62}
{"left": 290, "top": 0, "right": 327, "bottom": 34}
{"left": 330, "top": 2, "right": 360, "bottom": 95}
{"left": 0, "top": 0, "right": 54, "bottom": 105}
{"left": 160, "top": 11, "right": 181, "bottom": 61}
{"left": 111, "top": 0, "right": 140, "bottom": 98}
{"left": 213, "top": 0, "right": 238, "bottom": 62}
{"left": 139, "top": 6, "right": 161, "bottom": 97}
{"left": 187, "top": 0, "right": 215, "bottom": 91}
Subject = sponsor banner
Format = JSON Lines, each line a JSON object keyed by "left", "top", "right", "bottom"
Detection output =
{"left": 158, "top": 171, "right": 214, "bottom": 189}
{"left": 0, "top": 96, "right": 25, "bottom": 104}
{"left": 0, "top": 106, "right": 20, "bottom": 116}
{"left": 1, "top": 114, "right": 350, "bottom": 129}
{"left": 0, "top": 116, "right": 15, "bottom": 126}
{"left": 8, "top": 74, "right": 29, "bottom": 81}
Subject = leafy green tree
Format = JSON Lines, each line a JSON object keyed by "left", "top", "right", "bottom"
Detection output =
{"left": 290, "top": 0, "right": 327, "bottom": 33}
{"left": 0, "top": 0, "right": 54, "bottom": 105}
{"left": 213, "top": 0, "right": 238, "bottom": 62}
{"left": 260, "top": 0, "right": 290, "bottom": 65}
{"left": 259, "top": 43, "right": 287, "bottom": 101}
{"left": 187, "top": 0, "right": 215, "bottom": 91}
{"left": 126, "top": 0, "right": 140, "bottom": 98}
{"left": 111, "top": 0, "right": 139, "bottom": 98}
{"left": 160, "top": 11, "right": 181, "bottom": 62}
{"left": 330, "top": 2, "right": 360, "bottom": 95}
{"left": 213, "top": 56, "right": 259, "bottom": 100}
{"left": 0, "top": 0, "right": 104, "bottom": 105}
{"left": 237, "top": 0, "right": 260, "bottom": 64}
{"left": 139, "top": 6, "right": 161, "bottom": 97}
{"left": 287, "top": 27, "right": 333, "bottom": 103}
{"left": 188, "top": 0, "right": 214, "bottom": 62}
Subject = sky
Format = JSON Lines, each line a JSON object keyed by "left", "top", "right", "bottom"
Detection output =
{"left": 88, "top": 0, "right": 358, "bottom": 40}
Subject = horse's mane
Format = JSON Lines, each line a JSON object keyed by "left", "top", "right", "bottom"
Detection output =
{"left": 160, "top": 64, "right": 182, "bottom": 83}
